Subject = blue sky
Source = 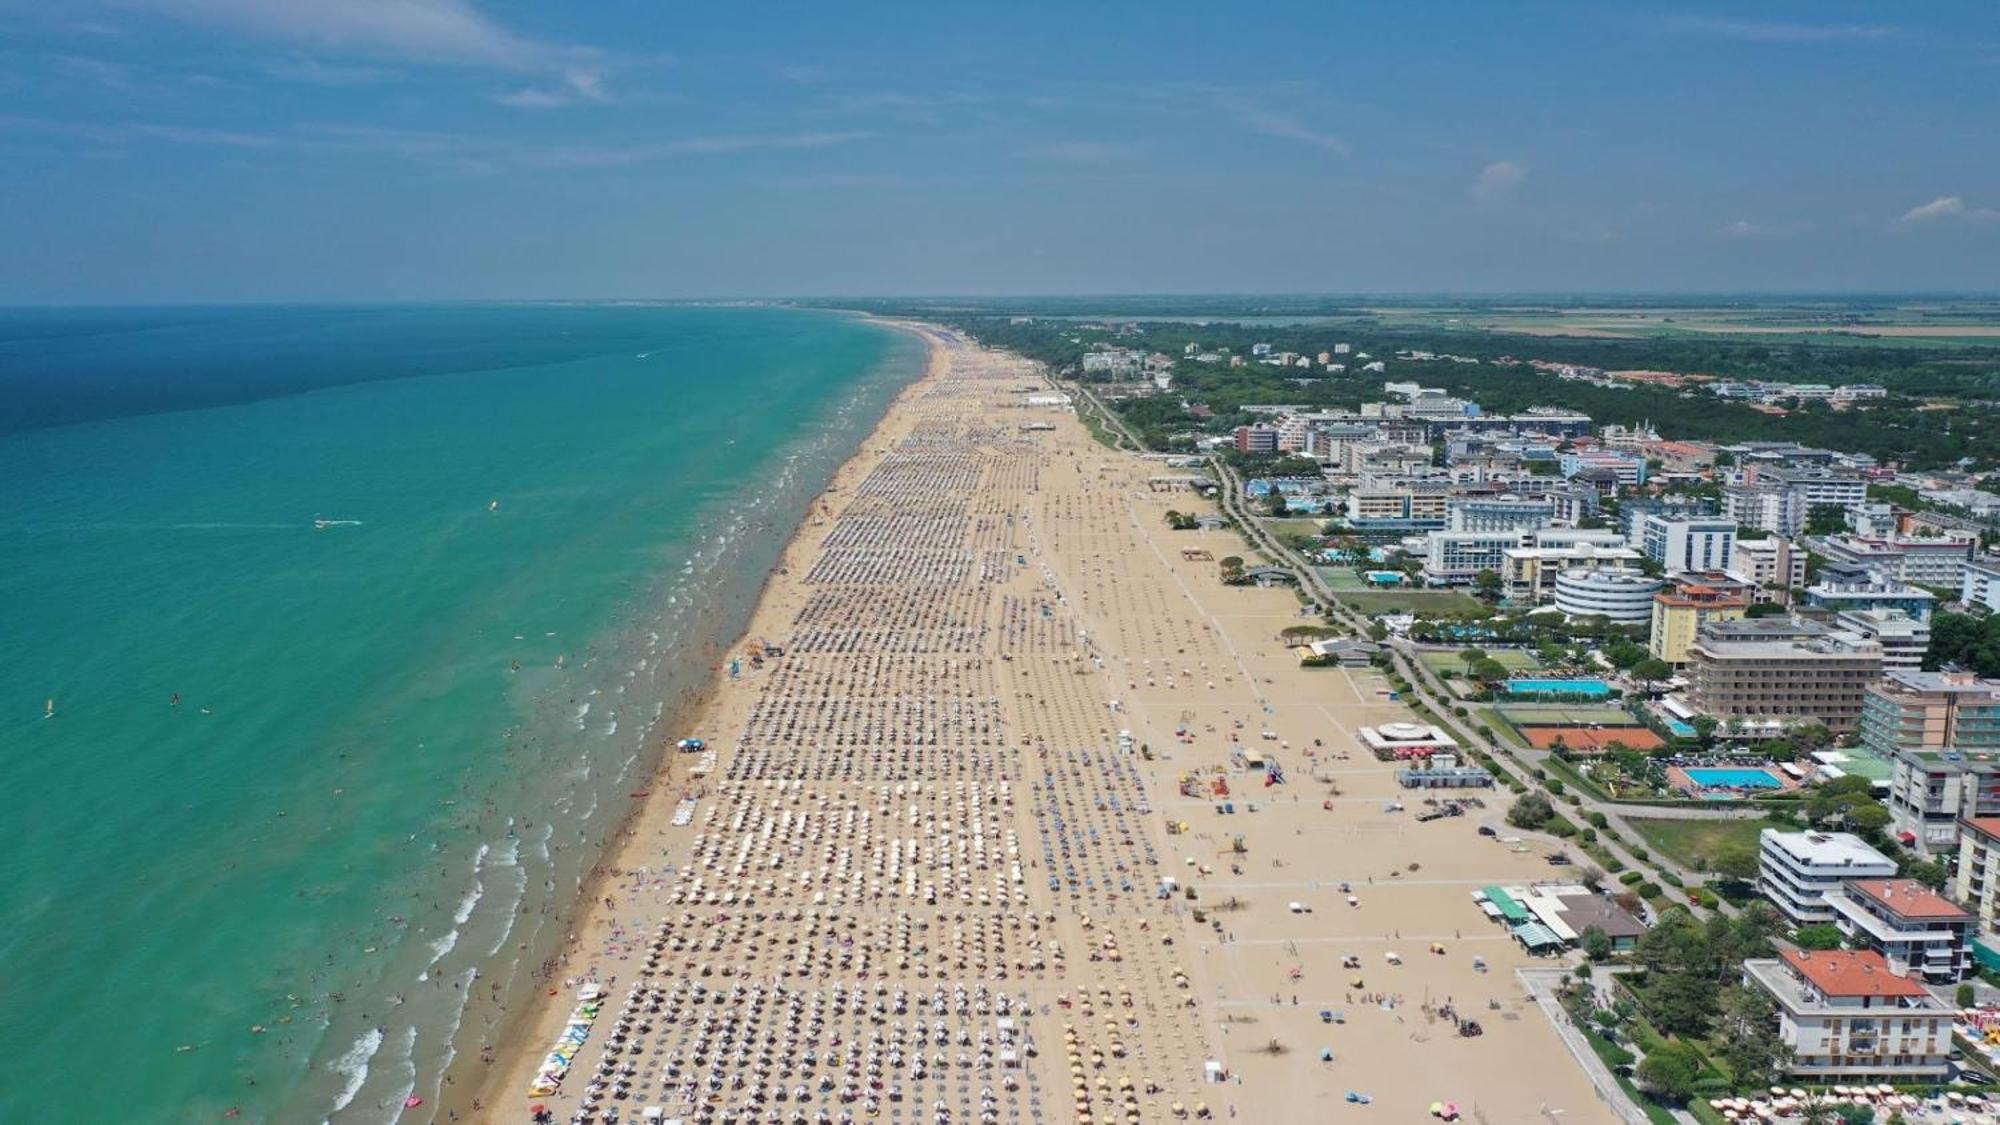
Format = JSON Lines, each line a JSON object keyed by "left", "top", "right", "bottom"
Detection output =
{"left": 1, "top": 1, "right": 1995, "bottom": 302}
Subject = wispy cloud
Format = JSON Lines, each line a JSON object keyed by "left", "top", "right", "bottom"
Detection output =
{"left": 1719, "top": 218, "right": 1773, "bottom": 238}
{"left": 1224, "top": 97, "right": 1346, "bottom": 154}
{"left": 134, "top": 0, "right": 565, "bottom": 67}
{"left": 1898, "top": 195, "right": 2000, "bottom": 224}
{"left": 132, "top": 0, "right": 614, "bottom": 98}
{"left": 1124, "top": 83, "right": 1348, "bottom": 156}
{"left": 1667, "top": 17, "right": 1905, "bottom": 44}
{"left": 1471, "top": 160, "right": 1525, "bottom": 200}
{"left": 494, "top": 69, "right": 610, "bottom": 109}
{"left": 0, "top": 112, "right": 873, "bottom": 171}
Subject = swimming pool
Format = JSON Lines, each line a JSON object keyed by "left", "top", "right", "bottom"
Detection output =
{"left": 1506, "top": 678, "right": 1613, "bottom": 698}
{"left": 1684, "top": 767, "right": 1782, "bottom": 789}
{"left": 1364, "top": 570, "right": 1405, "bottom": 585}
{"left": 1666, "top": 719, "right": 1697, "bottom": 738}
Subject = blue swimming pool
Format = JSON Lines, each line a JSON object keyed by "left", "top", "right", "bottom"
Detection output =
{"left": 1666, "top": 719, "right": 1697, "bottom": 738}
{"left": 1684, "top": 767, "right": 1782, "bottom": 789}
{"left": 1364, "top": 570, "right": 1405, "bottom": 585}
{"left": 1506, "top": 678, "right": 1613, "bottom": 697}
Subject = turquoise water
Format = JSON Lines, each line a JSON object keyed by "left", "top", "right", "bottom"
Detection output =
{"left": 1505, "top": 678, "right": 1613, "bottom": 697}
{"left": 1667, "top": 719, "right": 1698, "bottom": 738}
{"left": 1684, "top": 767, "right": 1782, "bottom": 789}
{"left": 0, "top": 305, "right": 924, "bottom": 1121}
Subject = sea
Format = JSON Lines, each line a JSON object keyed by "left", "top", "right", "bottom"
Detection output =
{"left": 0, "top": 304, "right": 926, "bottom": 1122}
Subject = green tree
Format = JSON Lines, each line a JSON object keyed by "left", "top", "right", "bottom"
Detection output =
{"left": 1507, "top": 792, "right": 1555, "bottom": 831}
{"left": 1647, "top": 970, "right": 1719, "bottom": 1037}
{"left": 1792, "top": 923, "right": 1843, "bottom": 951}
{"left": 1804, "top": 504, "right": 1848, "bottom": 536}
{"left": 1903, "top": 855, "right": 1949, "bottom": 891}
{"left": 1709, "top": 844, "right": 1760, "bottom": 884}
{"left": 1630, "top": 658, "right": 1673, "bottom": 691}
{"left": 1472, "top": 569, "right": 1503, "bottom": 599}
{"left": 1580, "top": 925, "right": 1614, "bottom": 962}
{"left": 1635, "top": 1041, "right": 1702, "bottom": 1103}
{"left": 1715, "top": 985, "right": 1791, "bottom": 1091}
{"left": 1807, "top": 775, "right": 1891, "bottom": 832}
{"left": 1959, "top": 983, "right": 1978, "bottom": 1008}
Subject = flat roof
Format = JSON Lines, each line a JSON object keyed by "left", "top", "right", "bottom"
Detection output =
{"left": 1780, "top": 948, "right": 1929, "bottom": 999}
{"left": 1846, "top": 879, "right": 1968, "bottom": 921}
{"left": 1761, "top": 829, "right": 1894, "bottom": 868}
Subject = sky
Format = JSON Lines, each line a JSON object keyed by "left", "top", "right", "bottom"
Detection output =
{"left": 0, "top": 1, "right": 1996, "bottom": 303}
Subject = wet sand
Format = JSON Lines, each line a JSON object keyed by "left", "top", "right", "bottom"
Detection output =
{"left": 463, "top": 324, "right": 1608, "bottom": 1123}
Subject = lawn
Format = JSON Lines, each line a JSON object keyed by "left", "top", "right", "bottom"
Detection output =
{"left": 1337, "top": 589, "right": 1488, "bottom": 616}
{"left": 1262, "top": 518, "right": 1328, "bottom": 538}
{"left": 1313, "top": 567, "right": 1374, "bottom": 591}
{"left": 1420, "top": 648, "right": 1540, "bottom": 675}
{"left": 1627, "top": 816, "right": 1771, "bottom": 870}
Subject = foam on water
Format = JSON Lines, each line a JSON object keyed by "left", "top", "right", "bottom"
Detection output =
{"left": 326, "top": 1027, "right": 384, "bottom": 1115}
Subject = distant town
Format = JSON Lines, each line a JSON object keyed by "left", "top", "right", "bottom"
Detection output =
{"left": 895, "top": 304, "right": 2000, "bottom": 1111}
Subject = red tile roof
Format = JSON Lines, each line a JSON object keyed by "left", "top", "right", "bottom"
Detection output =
{"left": 1781, "top": 949, "right": 1928, "bottom": 999}
{"left": 1847, "top": 878, "right": 1969, "bottom": 921}
{"left": 1964, "top": 817, "right": 2000, "bottom": 843}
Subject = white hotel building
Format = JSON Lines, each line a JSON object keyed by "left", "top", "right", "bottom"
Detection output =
{"left": 1757, "top": 829, "right": 1897, "bottom": 924}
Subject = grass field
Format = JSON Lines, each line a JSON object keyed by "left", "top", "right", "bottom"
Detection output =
{"left": 1263, "top": 518, "right": 1328, "bottom": 538}
{"left": 1336, "top": 589, "right": 1487, "bottom": 616}
{"left": 1313, "top": 567, "right": 1375, "bottom": 591}
{"left": 1626, "top": 816, "right": 1771, "bottom": 870}
{"left": 1419, "top": 648, "right": 1540, "bottom": 674}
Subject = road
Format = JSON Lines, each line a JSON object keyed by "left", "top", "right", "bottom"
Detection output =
{"left": 1203, "top": 453, "right": 1734, "bottom": 916}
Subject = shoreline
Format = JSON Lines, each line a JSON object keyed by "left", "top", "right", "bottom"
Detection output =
{"left": 467, "top": 323, "right": 1607, "bottom": 1124}
{"left": 442, "top": 317, "right": 948, "bottom": 1121}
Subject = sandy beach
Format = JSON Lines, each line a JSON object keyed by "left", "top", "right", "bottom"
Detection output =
{"left": 460, "top": 324, "right": 1609, "bottom": 1123}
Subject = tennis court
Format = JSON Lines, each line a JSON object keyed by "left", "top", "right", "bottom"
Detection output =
{"left": 1498, "top": 703, "right": 1661, "bottom": 752}
{"left": 1519, "top": 725, "right": 1664, "bottom": 751}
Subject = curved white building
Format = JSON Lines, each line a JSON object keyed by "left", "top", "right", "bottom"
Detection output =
{"left": 1553, "top": 568, "right": 1663, "bottom": 624}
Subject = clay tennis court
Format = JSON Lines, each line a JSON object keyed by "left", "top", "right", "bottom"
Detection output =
{"left": 1519, "top": 724, "right": 1665, "bottom": 751}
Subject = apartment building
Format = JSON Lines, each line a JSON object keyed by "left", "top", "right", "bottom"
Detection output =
{"left": 1648, "top": 576, "right": 1752, "bottom": 665}
{"left": 1742, "top": 949, "right": 1950, "bottom": 1082}
{"left": 1961, "top": 559, "right": 2000, "bottom": 615}
{"left": 1869, "top": 671, "right": 2000, "bottom": 854}
{"left": 1731, "top": 536, "right": 1808, "bottom": 593}
{"left": 1834, "top": 610, "right": 1930, "bottom": 673}
{"left": 1687, "top": 619, "right": 1884, "bottom": 732}
{"left": 1826, "top": 879, "right": 1972, "bottom": 983}
{"left": 1953, "top": 818, "right": 2000, "bottom": 956}
{"left": 1422, "top": 527, "right": 1626, "bottom": 585}
{"left": 1233, "top": 425, "right": 1279, "bottom": 454}
{"left": 1557, "top": 450, "right": 1647, "bottom": 486}
{"left": 1501, "top": 545, "right": 1644, "bottom": 603}
{"left": 1816, "top": 533, "right": 1979, "bottom": 588}
{"left": 1724, "top": 467, "right": 1869, "bottom": 537}
{"left": 1617, "top": 496, "right": 1720, "bottom": 543}
{"left": 1639, "top": 515, "right": 1738, "bottom": 576}
{"left": 1803, "top": 568, "right": 1937, "bottom": 623}
{"left": 1444, "top": 496, "right": 1556, "bottom": 533}
{"left": 1758, "top": 829, "right": 1897, "bottom": 924}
